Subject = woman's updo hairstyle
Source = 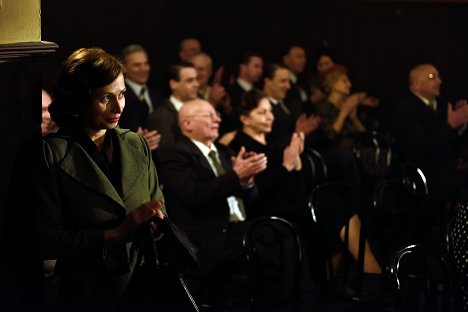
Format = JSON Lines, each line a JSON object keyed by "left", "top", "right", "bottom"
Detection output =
{"left": 237, "top": 89, "right": 268, "bottom": 118}
{"left": 320, "top": 64, "right": 348, "bottom": 95}
{"left": 49, "top": 48, "right": 123, "bottom": 127}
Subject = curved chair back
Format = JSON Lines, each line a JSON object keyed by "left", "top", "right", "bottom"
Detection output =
{"left": 305, "top": 148, "right": 328, "bottom": 187}
{"left": 242, "top": 216, "right": 304, "bottom": 305}
{"left": 390, "top": 244, "right": 459, "bottom": 312}
{"left": 372, "top": 163, "right": 431, "bottom": 259}
{"left": 353, "top": 130, "right": 394, "bottom": 178}
{"left": 198, "top": 217, "right": 305, "bottom": 311}
{"left": 400, "top": 162, "right": 428, "bottom": 198}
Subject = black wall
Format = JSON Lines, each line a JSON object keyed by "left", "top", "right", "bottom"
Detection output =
{"left": 41, "top": 0, "right": 468, "bottom": 102}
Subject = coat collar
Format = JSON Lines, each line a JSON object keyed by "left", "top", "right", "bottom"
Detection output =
{"left": 52, "top": 128, "right": 147, "bottom": 209}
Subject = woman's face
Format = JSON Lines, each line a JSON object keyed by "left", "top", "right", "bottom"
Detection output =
{"left": 331, "top": 74, "right": 352, "bottom": 96}
{"left": 241, "top": 97, "right": 274, "bottom": 134}
{"left": 86, "top": 73, "right": 126, "bottom": 131}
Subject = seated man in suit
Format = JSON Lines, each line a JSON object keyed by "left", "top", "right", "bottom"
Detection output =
{"left": 119, "top": 44, "right": 162, "bottom": 150}
{"left": 282, "top": 44, "right": 309, "bottom": 119}
{"left": 225, "top": 52, "right": 264, "bottom": 132}
{"left": 158, "top": 99, "right": 319, "bottom": 310}
{"left": 264, "top": 63, "right": 320, "bottom": 150}
{"left": 147, "top": 62, "right": 199, "bottom": 150}
{"left": 228, "top": 52, "right": 264, "bottom": 109}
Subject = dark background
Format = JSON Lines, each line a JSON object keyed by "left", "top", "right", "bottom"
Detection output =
{"left": 40, "top": 0, "right": 468, "bottom": 102}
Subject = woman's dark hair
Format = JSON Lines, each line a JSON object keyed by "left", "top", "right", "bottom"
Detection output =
{"left": 49, "top": 48, "right": 123, "bottom": 127}
{"left": 237, "top": 89, "right": 267, "bottom": 118}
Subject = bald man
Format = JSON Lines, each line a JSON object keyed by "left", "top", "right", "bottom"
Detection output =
{"left": 158, "top": 99, "right": 319, "bottom": 308}
{"left": 389, "top": 63, "right": 468, "bottom": 240}
{"left": 157, "top": 99, "right": 268, "bottom": 300}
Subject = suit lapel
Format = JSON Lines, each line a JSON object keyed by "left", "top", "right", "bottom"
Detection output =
{"left": 182, "top": 137, "right": 217, "bottom": 177}
{"left": 216, "top": 144, "right": 232, "bottom": 171}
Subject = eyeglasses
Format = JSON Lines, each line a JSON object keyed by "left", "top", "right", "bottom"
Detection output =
{"left": 189, "top": 111, "right": 221, "bottom": 120}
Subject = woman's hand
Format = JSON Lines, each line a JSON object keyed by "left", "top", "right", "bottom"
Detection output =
{"left": 341, "top": 92, "right": 367, "bottom": 114}
{"left": 361, "top": 96, "right": 380, "bottom": 107}
{"left": 295, "top": 113, "right": 321, "bottom": 135}
{"left": 232, "top": 146, "right": 267, "bottom": 184}
{"left": 283, "top": 132, "right": 304, "bottom": 172}
{"left": 104, "top": 199, "right": 165, "bottom": 246}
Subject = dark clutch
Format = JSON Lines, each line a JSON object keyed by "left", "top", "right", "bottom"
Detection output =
{"left": 118, "top": 217, "right": 199, "bottom": 312}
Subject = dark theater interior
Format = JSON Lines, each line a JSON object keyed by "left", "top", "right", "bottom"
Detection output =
{"left": 0, "top": 0, "right": 467, "bottom": 311}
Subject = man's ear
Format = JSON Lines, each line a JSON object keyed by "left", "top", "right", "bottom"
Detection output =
{"left": 183, "top": 119, "right": 193, "bottom": 132}
{"left": 239, "top": 63, "right": 246, "bottom": 74}
{"left": 169, "top": 79, "right": 177, "bottom": 91}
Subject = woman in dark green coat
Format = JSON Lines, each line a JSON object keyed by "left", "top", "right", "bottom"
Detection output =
{"left": 7, "top": 48, "right": 195, "bottom": 311}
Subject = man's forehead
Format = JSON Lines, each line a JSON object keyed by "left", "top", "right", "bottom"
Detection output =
{"left": 127, "top": 51, "right": 147, "bottom": 61}
{"left": 180, "top": 68, "right": 196, "bottom": 78}
{"left": 275, "top": 69, "right": 290, "bottom": 79}
{"left": 420, "top": 65, "right": 438, "bottom": 75}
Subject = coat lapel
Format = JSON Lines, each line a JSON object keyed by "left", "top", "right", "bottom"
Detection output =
{"left": 116, "top": 131, "right": 148, "bottom": 202}
{"left": 59, "top": 142, "right": 125, "bottom": 208}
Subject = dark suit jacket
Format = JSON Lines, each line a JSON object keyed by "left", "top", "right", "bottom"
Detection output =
{"left": 227, "top": 81, "right": 246, "bottom": 109}
{"left": 158, "top": 136, "right": 254, "bottom": 273}
{"left": 285, "top": 80, "right": 308, "bottom": 121}
{"left": 389, "top": 92, "right": 460, "bottom": 201}
{"left": 147, "top": 98, "right": 182, "bottom": 149}
{"left": 268, "top": 99, "right": 296, "bottom": 150}
{"left": 119, "top": 83, "right": 163, "bottom": 132}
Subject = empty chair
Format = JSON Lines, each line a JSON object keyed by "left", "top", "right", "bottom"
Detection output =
{"left": 372, "top": 163, "right": 431, "bottom": 262}
{"left": 390, "top": 244, "right": 460, "bottom": 312}
{"left": 199, "top": 216, "right": 313, "bottom": 311}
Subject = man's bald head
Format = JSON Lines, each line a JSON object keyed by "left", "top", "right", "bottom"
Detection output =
{"left": 409, "top": 64, "right": 442, "bottom": 101}
{"left": 179, "top": 99, "right": 221, "bottom": 146}
{"left": 179, "top": 99, "right": 205, "bottom": 125}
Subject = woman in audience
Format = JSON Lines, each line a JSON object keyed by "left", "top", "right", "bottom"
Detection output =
{"left": 228, "top": 89, "right": 381, "bottom": 274}
{"left": 315, "top": 65, "right": 367, "bottom": 150}
{"left": 312, "top": 65, "right": 379, "bottom": 188}
{"left": 6, "top": 48, "right": 194, "bottom": 311}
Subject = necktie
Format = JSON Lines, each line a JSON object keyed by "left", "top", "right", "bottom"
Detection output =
{"left": 138, "top": 87, "right": 146, "bottom": 101}
{"left": 138, "top": 87, "right": 150, "bottom": 115}
{"left": 208, "top": 150, "right": 225, "bottom": 175}
{"left": 278, "top": 100, "right": 291, "bottom": 115}
{"left": 208, "top": 150, "right": 246, "bottom": 221}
